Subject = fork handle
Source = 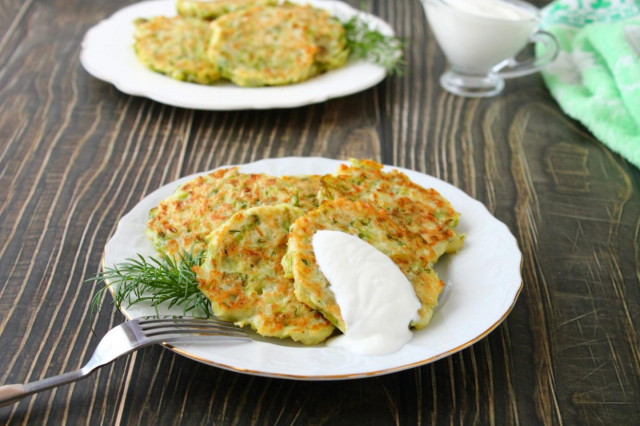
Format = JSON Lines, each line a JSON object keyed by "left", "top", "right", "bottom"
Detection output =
{"left": 0, "top": 369, "right": 87, "bottom": 407}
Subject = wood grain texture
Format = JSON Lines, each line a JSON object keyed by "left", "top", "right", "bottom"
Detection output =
{"left": 1, "top": 0, "right": 638, "bottom": 424}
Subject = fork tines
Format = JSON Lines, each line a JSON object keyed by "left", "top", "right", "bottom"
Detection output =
{"left": 136, "top": 317, "right": 247, "bottom": 339}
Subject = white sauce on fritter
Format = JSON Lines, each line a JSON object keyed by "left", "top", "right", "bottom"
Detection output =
{"left": 312, "top": 230, "right": 421, "bottom": 355}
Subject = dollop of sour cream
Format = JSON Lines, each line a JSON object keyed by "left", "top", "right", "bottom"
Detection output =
{"left": 312, "top": 230, "right": 421, "bottom": 356}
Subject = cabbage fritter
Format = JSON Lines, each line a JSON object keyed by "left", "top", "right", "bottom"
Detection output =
{"left": 319, "top": 159, "right": 464, "bottom": 259}
{"left": 176, "top": 0, "right": 277, "bottom": 19}
{"left": 208, "top": 4, "right": 348, "bottom": 86}
{"left": 194, "top": 204, "right": 335, "bottom": 344}
{"left": 133, "top": 16, "right": 220, "bottom": 84}
{"left": 285, "top": 4, "right": 350, "bottom": 71}
{"left": 283, "top": 198, "right": 444, "bottom": 333}
{"left": 146, "top": 167, "right": 322, "bottom": 257}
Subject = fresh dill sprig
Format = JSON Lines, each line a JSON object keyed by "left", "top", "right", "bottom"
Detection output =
{"left": 88, "top": 250, "right": 212, "bottom": 325}
{"left": 342, "top": 16, "right": 405, "bottom": 75}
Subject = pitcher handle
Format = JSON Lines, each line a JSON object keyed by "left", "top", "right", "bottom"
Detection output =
{"left": 493, "top": 30, "right": 559, "bottom": 79}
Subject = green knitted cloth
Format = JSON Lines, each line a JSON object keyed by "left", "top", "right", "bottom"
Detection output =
{"left": 539, "top": 0, "right": 640, "bottom": 169}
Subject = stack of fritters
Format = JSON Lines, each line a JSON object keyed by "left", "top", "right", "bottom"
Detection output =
{"left": 146, "top": 160, "right": 464, "bottom": 344}
{"left": 133, "top": 1, "right": 349, "bottom": 87}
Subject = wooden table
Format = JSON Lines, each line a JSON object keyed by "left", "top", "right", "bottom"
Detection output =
{"left": 1, "top": 0, "right": 638, "bottom": 424}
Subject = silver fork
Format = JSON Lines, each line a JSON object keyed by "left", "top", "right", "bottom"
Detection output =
{"left": 0, "top": 317, "right": 248, "bottom": 407}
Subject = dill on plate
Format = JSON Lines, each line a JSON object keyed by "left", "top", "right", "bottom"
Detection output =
{"left": 89, "top": 250, "right": 212, "bottom": 323}
{"left": 342, "top": 16, "right": 405, "bottom": 75}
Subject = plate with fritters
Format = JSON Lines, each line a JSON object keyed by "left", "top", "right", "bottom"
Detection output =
{"left": 80, "top": 0, "right": 392, "bottom": 110}
{"left": 103, "top": 157, "right": 522, "bottom": 379}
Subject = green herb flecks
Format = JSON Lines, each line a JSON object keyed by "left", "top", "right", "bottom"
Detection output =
{"left": 342, "top": 16, "right": 405, "bottom": 74}
{"left": 89, "top": 250, "right": 212, "bottom": 324}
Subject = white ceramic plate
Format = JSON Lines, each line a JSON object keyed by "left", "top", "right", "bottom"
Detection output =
{"left": 80, "top": 0, "right": 392, "bottom": 110}
{"left": 103, "top": 157, "right": 522, "bottom": 379}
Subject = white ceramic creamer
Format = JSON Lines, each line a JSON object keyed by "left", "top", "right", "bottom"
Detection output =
{"left": 425, "top": 0, "right": 537, "bottom": 73}
{"left": 421, "top": 0, "right": 558, "bottom": 97}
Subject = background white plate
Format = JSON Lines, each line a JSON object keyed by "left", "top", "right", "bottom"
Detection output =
{"left": 103, "top": 157, "right": 523, "bottom": 380}
{"left": 80, "top": 0, "right": 392, "bottom": 110}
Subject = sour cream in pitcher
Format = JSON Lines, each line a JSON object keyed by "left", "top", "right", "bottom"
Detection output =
{"left": 312, "top": 230, "right": 421, "bottom": 356}
{"left": 422, "top": 0, "right": 539, "bottom": 74}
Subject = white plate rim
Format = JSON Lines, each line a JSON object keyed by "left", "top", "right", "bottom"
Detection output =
{"left": 79, "top": 0, "right": 392, "bottom": 110}
{"left": 102, "top": 157, "right": 523, "bottom": 380}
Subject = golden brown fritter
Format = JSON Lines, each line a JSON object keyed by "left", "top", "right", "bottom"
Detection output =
{"left": 194, "top": 204, "right": 335, "bottom": 344}
{"left": 283, "top": 4, "right": 350, "bottom": 71}
{"left": 133, "top": 16, "right": 220, "bottom": 84}
{"left": 208, "top": 3, "right": 348, "bottom": 86}
{"left": 283, "top": 198, "right": 444, "bottom": 333}
{"left": 146, "top": 167, "right": 322, "bottom": 257}
{"left": 319, "top": 159, "right": 464, "bottom": 259}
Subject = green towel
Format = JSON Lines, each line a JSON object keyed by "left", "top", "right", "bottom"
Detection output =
{"left": 539, "top": 0, "right": 640, "bottom": 169}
